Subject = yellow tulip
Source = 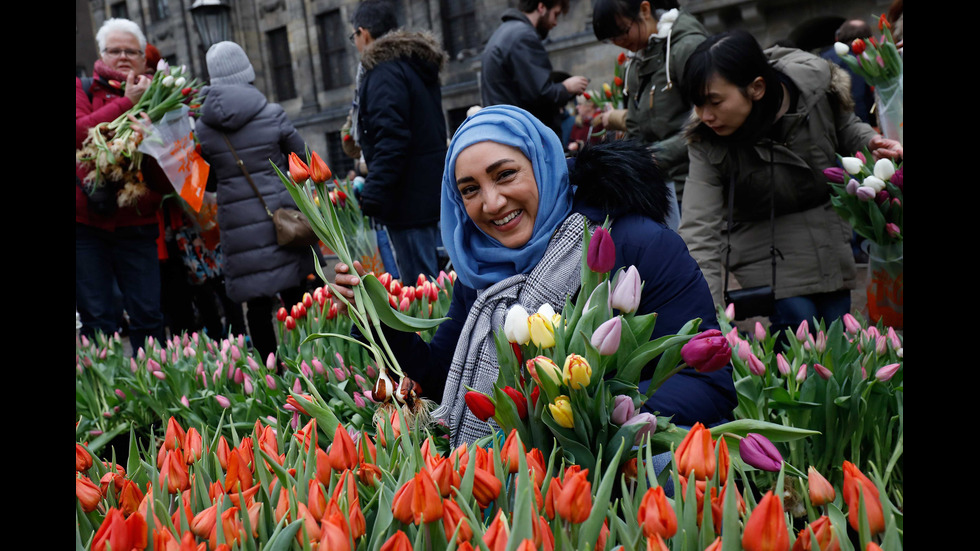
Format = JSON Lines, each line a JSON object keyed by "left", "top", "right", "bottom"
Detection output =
{"left": 548, "top": 395, "right": 575, "bottom": 428}
{"left": 527, "top": 356, "right": 561, "bottom": 386}
{"left": 528, "top": 313, "right": 556, "bottom": 348}
{"left": 562, "top": 354, "right": 592, "bottom": 389}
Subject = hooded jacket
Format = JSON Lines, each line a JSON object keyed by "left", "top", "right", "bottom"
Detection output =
{"left": 481, "top": 9, "right": 572, "bottom": 135}
{"left": 356, "top": 30, "right": 448, "bottom": 229}
{"left": 679, "top": 47, "right": 878, "bottom": 306}
{"left": 617, "top": 10, "right": 707, "bottom": 187}
{"left": 195, "top": 84, "right": 310, "bottom": 303}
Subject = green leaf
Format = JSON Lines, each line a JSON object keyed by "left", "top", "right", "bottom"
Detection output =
{"left": 579, "top": 441, "right": 625, "bottom": 550}
{"left": 362, "top": 274, "right": 448, "bottom": 331}
{"left": 709, "top": 419, "right": 818, "bottom": 442}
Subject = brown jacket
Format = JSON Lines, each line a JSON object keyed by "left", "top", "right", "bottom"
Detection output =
{"left": 678, "top": 47, "right": 877, "bottom": 306}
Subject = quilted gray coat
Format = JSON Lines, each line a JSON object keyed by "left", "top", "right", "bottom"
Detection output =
{"left": 196, "top": 84, "right": 310, "bottom": 303}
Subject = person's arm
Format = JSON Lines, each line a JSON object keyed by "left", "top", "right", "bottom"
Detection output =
{"left": 357, "top": 63, "right": 412, "bottom": 220}
{"left": 511, "top": 30, "right": 574, "bottom": 109}
{"left": 677, "top": 142, "right": 727, "bottom": 306}
{"left": 76, "top": 78, "right": 133, "bottom": 148}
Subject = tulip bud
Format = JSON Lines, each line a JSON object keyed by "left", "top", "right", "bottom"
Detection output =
{"left": 795, "top": 320, "right": 810, "bottom": 342}
{"left": 808, "top": 467, "right": 836, "bottom": 506}
{"left": 753, "top": 321, "right": 767, "bottom": 342}
{"left": 610, "top": 265, "right": 641, "bottom": 313}
{"left": 873, "top": 158, "right": 896, "bottom": 181}
{"left": 796, "top": 363, "right": 807, "bottom": 382}
{"left": 623, "top": 412, "right": 657, "bottom": 445}
{"left": 587, "top": 227, "right": 616, "bottom": 273}
{"left": 464, "top": 391, "right": 495, "bottom": 421}
{"left": 288, "top": 152, "right": 310, "bottom": 182}
{"left": 548, "top": 395, "right": 575, "bottom": 428}
{"left": 841, "top": 157, "right": 863, "bottom": 174}
{"left": 265, "top": 374, "right": 277, "bottom": 389}
{"left": 527, "top": 356, "right": 561, "bottom": 386}
{"left": 174, "top": 76, "right": 186, "bottom": 88}
{"left": 843, "top": 313, "right": 861, "bottom": 334}
{"left": 864, "top": 175, "right": 886, "bottom": 192}
{"left": 504, "top": 304, "right": 531, "bottom": 344}
{"left": 813, "top": 363, "right": 833, "bottom": 380}
{"left": 724, "top": 302, "right": 735, "bottom": 321}
{"left": 887, "top": 327, "right": 902, "bottom": 349}
{"left": 591, "top": 316, "right": 622, "bottom": 355}
{"left": 742, "top": 491, "right": 790, "bottom": 551}
{"left": 822, "top": 166, "right": 846, "bottom": 183}
{"left": 215, "top": 395, "right": 231, "bottom": 408}
{"left": 875, "top": 362, "right": 901, "bottom": 382}
{"left": 845, "top": 178, "right": 860, "bottom": 195}
{"left": 502, "top": 386, "right": 528, "bottom": 419}
{"left": 833, "top": 41, "right": 850, "bottom": 56}
{"left": 162, "top": 75, "right": 174, "bottom": 87}
{"left": 562, "top": 354, "right": 592, "bottom": 389}
{"left": 181, "top": 395, "right": 190, "bottom": 408}
{"left": 739, "top": 433, "right": 782, "bottom": 471}
{"left": 309, "top": 151, "right": 332, "bottom": 183}
{"left": 611, "top": 395, "right": 636, "bottom": 425}
{"left": 681, "top": 329, "right": 732, "bottom": 373}
{"left": 775, "top": 353, "right": 791, "bottom": 376}
{"left": 815, "top": 331, "right": 827, "bottom": 353}
{"left": 527, "top": 313, "right": 556, "bottom": 348}
{"left": 747, "top": 353, "right": 766, "bottom": 376}
{"left": 886, "top": 223, "right": 901, "bottom": 238}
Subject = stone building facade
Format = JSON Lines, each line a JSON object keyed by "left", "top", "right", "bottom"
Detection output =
{"left": 78, "top": 0, "right": 892, "bottom": 175}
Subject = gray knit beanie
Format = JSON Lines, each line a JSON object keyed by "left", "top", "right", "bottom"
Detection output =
{"left": 206, "top": 41, "right": 255, "bottom": 85}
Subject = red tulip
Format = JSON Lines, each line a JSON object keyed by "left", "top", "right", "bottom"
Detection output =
{"left": 681, "top": 329, "right": 732, "bottom": 373}
{"left": 557, "top": 469, "right": 592, "bottom": 524}
{"left": 308, "top": 151, "right": 332, "bottom": 183}
{"left": 76, "top": 443, "right": 93, "bottom": 472}
{"left": 617, "top": 52, "right": 627, "bottom": 64}
{"left": 638, "top": 486, "right": 677, "bottom": 539}
{"left": 391, "top": 468, "right": 444, "bottom": 524}
{"left": 842, "top": 461, "right": 884, "bottom": 535}
{"left": 742, "top": 491, "right": 790, "bottom": 551}
{"left": 442, "top": 498, "right": 473, "bottom": 544}
{"left": 328, "top": 423, "right": 358, "bottom": 472}
{"left": 76, "top": 475, "right": 102, "bottom": 513}
{"left": 464, "top": 391, "right": 495, "bottom": 421}
{"left": 483, "top": 510, "right": 510, "bottom": 551}
{"left": 92, "top": 508, "right": 148, "bottom": 551}
{"left": 614, "top": 76, "right": 624, "bottom": 87}
{"left": 502, "top": 386, "right": 528, "bottom": 419}
{"left": 588, "top": 226, "right": 616, "bottom": 272}
{"left": 288, "top": 152, "right": 311, "bottom": 182}
{"left": 380, "top": 530, "right": 413, "bottom": 551}
{"left": 675, "top": 422, "right": 715, "bottom": 480}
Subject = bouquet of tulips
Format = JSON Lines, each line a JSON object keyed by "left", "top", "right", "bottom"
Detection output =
{"left": 719, "top": 307, "right": 904, "bottom": 508}
{"left": 76, "top": 61, "right": 203, "bottom": 205}
{"left": 463, "top": 223, "right": 809, "bottom": 479}
{"left": 824, "top": 153, "right": 903, "bottom": 247}
{"left": 583, "top": 53, "right": 626, "bottom": 112}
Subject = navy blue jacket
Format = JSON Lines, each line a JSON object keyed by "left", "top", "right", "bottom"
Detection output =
{"left": 356, "top": 31, "right": 447, "bottom": 229}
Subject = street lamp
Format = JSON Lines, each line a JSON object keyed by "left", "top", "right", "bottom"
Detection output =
{"left": 190, "top": 0, "right": 232, "bottom": 49}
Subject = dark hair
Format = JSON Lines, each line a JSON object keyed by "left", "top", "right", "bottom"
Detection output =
{"left": 835, "top": 19, "right": 872, "bottom": 43}
{"left": 592, "top": 0, "right": 679, "bottom": 41}
{"left": 519, "top": 0, "right": 570, "bottom": 14}
{"left": 350, "top": 0, "right": 398, "bottom": 40}
{"left": 571, "top": 140, "right": 671, "bottom": 223}
{"left": 680, "top": 30, "right": 782, "bottom": 142}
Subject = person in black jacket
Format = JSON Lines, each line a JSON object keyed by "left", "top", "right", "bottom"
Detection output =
{"left": 350, "top": 0, "right": 447, "bottom": 282}
{"left": 481, "top": 0, "right": 589, "bottom": 137}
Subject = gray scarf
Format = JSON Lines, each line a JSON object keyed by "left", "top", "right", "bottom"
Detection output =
{"left": 434, "top": 214, "right": 595, "bottom": 447}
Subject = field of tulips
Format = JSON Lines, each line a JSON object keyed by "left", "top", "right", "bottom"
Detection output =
{"left": 77, "top": 152, "right": 904, "bottom": 550}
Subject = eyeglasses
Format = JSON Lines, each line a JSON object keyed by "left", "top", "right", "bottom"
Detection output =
{"left": 348, "top": 29, "right": 361, "bottom": 44}
{"left": 102, "top": 48, "right": 144, "bottom": 58}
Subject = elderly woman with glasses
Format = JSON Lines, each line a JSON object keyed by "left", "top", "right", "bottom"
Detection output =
{"left": 76, "top": 18, "right": 165, "bottom": 350}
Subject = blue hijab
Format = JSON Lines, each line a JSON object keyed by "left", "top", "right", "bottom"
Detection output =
{"left": 441, "top": 106, "right": 573, "bottom": 290}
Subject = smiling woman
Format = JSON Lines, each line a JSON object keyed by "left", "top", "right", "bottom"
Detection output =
{"left": 335, "top": 105, "right": 736, "bottom": 445}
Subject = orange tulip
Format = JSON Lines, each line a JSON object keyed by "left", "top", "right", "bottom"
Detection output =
{"left": 807, "top": 466, "right": 836, "bottom": 506}
{"left": 866, "top": 544, "right": 884, "bottom": 551}
{"left": 318, "top": 512, "right": 352, "bottom": 551}
{"left": 92, "top": 508, "right": 148, "bottom": 551}
{"left": 359, "top": 462, "right": 383, "bottom": 486}
{"left": 710, "top": 481, "right": 746, "bottom": 534}
{"left": 442, "top": 498, "right": 473, "bottom": 544}
{"left": 308, "top": 480, "right": 328, "bottom": 520}
{"left": 191, "top": 503, "right": 218, "bottom": 538}
{"left": 515, "top": 540, "right": 536, "bottom": 551}
{"left": 118, "top": 479, "right": 145, "bottom": 516}
{"left": 717, "top": 437, "right": 731, "bottom": 486}
{"left": 678, "top": 476, "right": 707, "bottom": 527}
{"left": 183, "top": 428, "right": 203, "bottom": 464}
{"left": 531, "top": 513, "right": 555, "bottom": 551}
{"left": 358, "top": 433, "right": 377, "bottom": 464}
{"left": 391, "top": 468, "right": 444, "bottom": 524}
{"left": 842, "top": 461, "right": 884, "bottom": 535}
{"left": 500, "top": 429, "right": 525, "bottom": 474}
{"left": 544, "top": 476, "right": 563, "bottom": 520}
{"left": 164, "top": 417, "right": 186, "bottom": 451}
{"left": 295, "top": 418, "right": 318, "bottom": 451}
{"left": 791, "top": 515, "right": 840, "bottom": 551}
{"left": 76, "top": 475, "right": 102, "bottom": 513}
{"left": 483, "top": 510, "right": 510, "bottom": 551}
{"left": 289, "top": 152, "right": 311, "bottom": 182}
{"left": 471, "top": 466, "right": 502, "bottom": 509}
{"left": 676, "top": 422, "right": 716, "bottom": 480}
{"left": 328, "top": 424, "right": 358, "bottom": 472}
{"left": 557, "top": 469, "right": 592, "bottom": 524}
{"left": 224, "top": 449, "right": 253, "bottom": 494}
{"left": 742, "top": 491, "right": 790, "bottom": 551}
{"left": 705, "top": 537, "right": 723, "bottom": 551}
{"left": 525, "top": 448, "right": 547, "bottom": 487}
{"left": 426, "top": 454, "right": 461, "bottom": 497}
{"left": 380, "top": 530, "right": 413, "bottom": 551}
{"left": 212, "top": 506, "right": 244, "bottom": 549}
{"left": 309, "top": 151, "right": 332, "bottom": 183}
{"left": 76, "top": 443, "right": 93, "bottom": 472}
{"left": 160, "top": 449, "right": 190, "bottom": 493}
{"left": 216, "top": 436, "right": 231, "bottom": 469}
{"left": 646, "top": 533, "right": 670, "bottom": 551}
{"left": 638, "top": 486, "right": 677, "bottom": 539}
{"left": 348, "top": 499, "right": 367, "bottom": 540}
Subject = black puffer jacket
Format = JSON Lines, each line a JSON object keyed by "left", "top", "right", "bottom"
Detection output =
{"left": 356, "top": 31, "right": 447, "bottom": 229}
{"left": 196, "top": 84, "right": 310, "bottom": 303}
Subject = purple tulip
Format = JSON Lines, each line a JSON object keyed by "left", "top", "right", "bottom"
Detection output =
{"left": 875, "top": 190, "right": 890, "bottom": 205}
{"left": 591, "top": 316, "right": 623, "bottom": 355}
{"left": 740, "top": 433, "right": 783, "bottom": 471}
{"left": 886, "top": 223, "right": 901, "bottom": 238}
{"left": 681, "top": 329, "right": 732, "bottom": 373}
{"left": 587, "top": 227, "right": 616, "bottom": 273}
{"left": 612, "top": 395, "right": 636, "bottom": 425}
{"left": 891, "top": 167, "right": 903, "bottom": 190}
{"left": 610, "top": 265, "right": 641, "bottom": 313}
{"left": 856, "top": 186, "right": 876, "bottom": 201}
{"left": 747, "top": 353, "right": 766, "bottom": 376}
{"left": 215, "top": 395, "right": 231, "bottom": 408}
{"left": 845, "top": 179, "right": 860, "bottom": 195}
{"left": 822, "top": 166, "right": 846, "bottom": 183}
{"left": 814, "top": 363, "right": 833, "bottom": 380}
{"left": 623, "top": 412, "right": 657, "bottom": 445}
{"left": 875, "top": 363, "right": 901, "bottom": 382}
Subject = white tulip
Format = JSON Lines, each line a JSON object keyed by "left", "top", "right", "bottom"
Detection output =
{"left": 873, "top": 158, "right": 896, "bottom": 181}
{"left": 174, "top": 76, "right": 186, "bottom": 88}
{"left": 504, "top": 304, "right": 530, "bottom": 345}
{"left": 864, "top": 176, "right": 886, "bottom": 192}
{"left": 834, "top": 42, "right": 849, "bottom": 56}
{"left": 841, "top": 157, "right": 863, "bottom": 175}
{"left": 162, "top": 75, "right": 175, "bottom": 87}
{"left": 537, "top": 303, "right": 557, "bottom": 319}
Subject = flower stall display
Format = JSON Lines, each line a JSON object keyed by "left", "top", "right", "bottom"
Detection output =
{"left": 833, "top": 14, "right": 903, "bottom": 144}
{"left": 76, "top": 61, "right": 206, "bottom": 211}
{"left": 825, "top": 155, "right": 903, "bottom": 327}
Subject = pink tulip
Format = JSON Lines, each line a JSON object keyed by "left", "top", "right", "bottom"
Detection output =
{"left": 754, "top": 322, "right": 767, "bottom": 342}
{"left": 876, "top": 336, "right": 887, "bottom": 355}
{"left": 795, "top": 320, "right": 810, "bottom": 342}
{"left": 681, "top": 329, "right": 732, "bottom": 373}
{"left": 724, "top": 303, "right": 735, "bottom": 321}
{"left": 153, "top": 371, "right": 166, "bottom": 380}
{"left": 266, "top": 353, "right": 276, "bottom": 371}
{"left": 813, "top": 363, "right": 832, "bottom": 380}
{"left": 137, "top": 347, "right": 146, "bottom": 361}
{"left": 243, "top": 376, "right": 254, "bottom": 395}
{"left": 333, "top": 368, "right": 347, "bottom": 381}
{"left": 591, "top": 316, "right": 623, "bottom": 355}
{"left": 610, "top": 265, "right": 641, "bottom": 313}
{"left": 265, "top": 375, "right": 277, "bottom": 389}
{"left": 130, "top": 358, "right": 138, "bottom": 373}
{"left": 886, "top": 223, "right": 901, "bottom": 238}
{"left": 312, "top": 359, "right": 325, "bottom": 375}
{"left": 147, "top": 359, "right": 161, "bottom": 373}
{"left": 234, "top": 368, "right": 244, "bottom": 384}
{"left": 875, "top": 363, "right": 901, "bottom": 382}
{"left": 776, "top": 353, "right": 791, "bottom": 376}
{"left": 843, "top": 313, "right": 861, "bottom": 334}
{"left": 181, "top": 395, "right": 190, "bottom": 408}
{"left": 815, "top": 331, "right": 827, "bottom": 354}
{"left": 353, "top": 392, "right": 366, "bottom": 408}
{"left": 215, "top": 395, "right": 231, "bottom": 408}
{"left": 796, "top": 364, "right": 808, "bottom": 382}
{"left": 366, "top": 365, "right": 378, "bottom": 379}
{"left": 612, "top": 395, "right": 636, "bottom": 425}
{"left": 747, "top": 353, "right": 766, "bottom": 376}
{"left": 237, "top": 334, "right": 245, "bottom": 348}
{"left": 736, "top": 340, "right": 751, "bottom": 362}
{"left": 115, "top": 389, "right": 126, "bottom": 400}
{"left": 292, "top": 378, "right": 302, "bottom": 393}
{"left": 887, "top": 327, "right": 901, "bottom": 349}
{"left": 81, "top": 335, "right": 90, "bottom": 348}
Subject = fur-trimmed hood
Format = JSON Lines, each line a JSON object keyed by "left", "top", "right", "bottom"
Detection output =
{"left": 360, "top": 30, "right": 447, "bottom": 82}
{"left": 686, "top": 46, "right": 857, "bottom": 143}
{"left": 570, "top": 140, "right": 672, "bottom": 225}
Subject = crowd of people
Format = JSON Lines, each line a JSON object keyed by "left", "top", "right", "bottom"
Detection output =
{"left": 78, "top": 0, "right": 902, "bottom": 435}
